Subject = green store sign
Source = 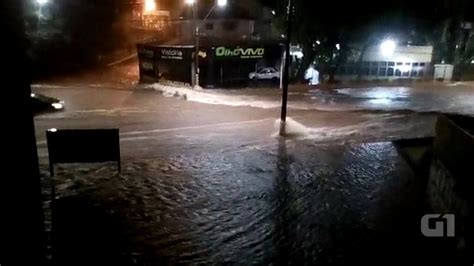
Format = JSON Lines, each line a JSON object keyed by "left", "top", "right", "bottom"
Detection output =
{"left": 215, "top": 46, "right": 265, "bottom": 59}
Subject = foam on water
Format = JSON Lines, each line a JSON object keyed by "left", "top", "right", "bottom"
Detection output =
{"left": 149, "top": 83, "right": 281, "bottom": 109}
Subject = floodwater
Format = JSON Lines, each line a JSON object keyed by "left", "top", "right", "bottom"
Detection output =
{"left": 35, "top": 81, "right": 472, "bottom": 265}
{"left": 149, "top": 84, "right": 474, "bottom": 115}
{"left": 51, "top": 140, "right": 459, "bottom": 265}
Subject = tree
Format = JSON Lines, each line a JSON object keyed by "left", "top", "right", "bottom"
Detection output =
{"left": 262, "top": 0, "right": 471, "bottom": 82}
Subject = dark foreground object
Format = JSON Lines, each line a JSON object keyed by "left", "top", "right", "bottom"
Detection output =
{"left": 47, "top": 129, "right": 121, "bottom": 176}
{"left": 395, "top": 114, "right": 474, "bottom": 264}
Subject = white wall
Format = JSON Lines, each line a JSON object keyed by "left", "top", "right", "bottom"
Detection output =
{"left": 363, "top": 45, "right": 433, "bottom": 63}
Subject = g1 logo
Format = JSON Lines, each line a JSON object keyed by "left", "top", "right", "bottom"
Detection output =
{"left": 421, "top": 214, "right": 455, "bottom": 237}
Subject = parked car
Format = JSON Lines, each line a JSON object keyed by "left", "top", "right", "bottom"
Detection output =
{"left": 31, "top": 93, "right": 65, "bottom": 114}
{"left": 249, "top": 67, "right": 280, "bottom": 81}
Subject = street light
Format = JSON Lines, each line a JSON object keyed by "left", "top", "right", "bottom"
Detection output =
{"left": 217, "top": 0, "right": 227, "bottom": 7}
{"left": 144, "top": 0, "right": 156, "bottom": 13}
{"left": 380, "top": 40, "right": 396, "bottom": 57}
{"left": 185, "top": 0, "right": 227, "bottom": 87}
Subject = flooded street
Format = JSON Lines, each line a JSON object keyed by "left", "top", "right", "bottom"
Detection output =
{"left": 32, "top": 73, "right": 473, "bottom": 264}
{"left": 51, "top": 141, "right": 446, "bottom": 265}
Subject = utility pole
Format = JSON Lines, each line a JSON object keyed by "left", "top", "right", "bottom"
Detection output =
{"left": 279, "top": 0, "right": 294, "bottom": 136}
{"left": 193, "top": 1, "right": 200, "bottom": 87}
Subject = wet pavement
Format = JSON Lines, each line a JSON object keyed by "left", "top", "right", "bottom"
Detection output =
{"left": 49, "top": 140, "right": 459, "bottom": 265}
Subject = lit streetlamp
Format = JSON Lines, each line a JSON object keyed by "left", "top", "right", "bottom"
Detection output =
{"left": 144, "top": 0, "right": 156, "bottom": 13}
{"left": 380, "top": 40, "right": 396, "bottom": 57}
{"left": 36, "top": 0, "right": 49, "bottom": 27}
{"left": 185, "top": 0, "right": 227, "bottom": 87}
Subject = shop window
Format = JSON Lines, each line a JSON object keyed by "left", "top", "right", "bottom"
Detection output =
{"left": 222, "top": 21, "right": 237, "bottom": 31}
{"left": 395, "top": 62, "right": 402, "bottom": 76}
{"left": 370, "top": 62, "right": 379, "bottom": 75}
{"left": 205, "top": 23, "right": 214, "bottom": 30}
{"left": 403, "top": 62, "right": 411, "bottom": 77}
{"left": 387, "top": 62, "right": 395, "bottom": 76}
{"left": 379, "top": 61, "right": 387, "bottom": 76}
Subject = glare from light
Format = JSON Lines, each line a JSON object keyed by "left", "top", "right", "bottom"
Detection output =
{"left": 217, "top": 0, "right": 227, "bottom": 7}
{"left": 369, "top": 98, "right": 391, "bottom": 105}
{"left": 291, "top": 51, "right": 304, "bottom": 59}
{"left": 49, "top": 128, "right": 58, "bottom": 132}
{"left": 380, "top": 40, "right": 396, "bottom": 56}
{"left": 31, "top": 93, "right": 36, "bottom": 97}
{"left": 185, "top": 0, "right": 196, "bottom": 5}
{"left": 51, "top": 103, "right": 63, "bottom": 110}
{"left": 144, "top": 0, "right": 156, "bottom": 12}
{"left": 37, "top": 0, "right": 48, "bottom": 5}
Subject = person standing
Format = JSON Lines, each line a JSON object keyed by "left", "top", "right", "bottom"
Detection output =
{"left": 304, "top": 64, "right": 320, "bottom": 86}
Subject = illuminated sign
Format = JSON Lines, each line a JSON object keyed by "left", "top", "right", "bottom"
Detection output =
{"left": 160, "top": 49, "right": 184, "bottom": 60}
{"left": 215, "top": 46, "right": 265, "bottom": 59}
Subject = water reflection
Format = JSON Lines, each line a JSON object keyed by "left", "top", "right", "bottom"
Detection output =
{"left": 49, "top": 140, "right": 456, "bottom": 264}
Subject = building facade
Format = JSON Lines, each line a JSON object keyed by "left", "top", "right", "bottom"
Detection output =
{"left": 336, "top": 45, "right": 433, "bottom": 81}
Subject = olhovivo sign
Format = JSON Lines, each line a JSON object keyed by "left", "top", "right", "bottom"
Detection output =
{"left": 215, "top": 46, "right": 265, "bottom": 59}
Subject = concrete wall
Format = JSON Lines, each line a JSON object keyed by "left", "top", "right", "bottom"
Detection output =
{"left": 428, "top": 115, "right": 474, "bottom": 259}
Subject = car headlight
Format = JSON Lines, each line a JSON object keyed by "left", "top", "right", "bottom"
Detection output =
{"left": 51, "top": 103, "right": 64, "bottom": 110}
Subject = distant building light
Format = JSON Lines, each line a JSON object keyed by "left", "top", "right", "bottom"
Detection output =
{"left": 144, "top": 0, "right": 156, "bottom": 12}
{"left": 271, "top": 10, "right": 276, "bottom": 15}
{"left": 48, "top": 128, "right": 58, "bottom": 132}
{"left": 31, "top": 93, "right": 36, "bottom": 97}
{"left": 380, "top": 40, "right": 396, "bottom": 57}
{"left": 335, "top": 43, "right": 340, "bottom": 50}
{"left": 217, "top": 0, "right": 227, "bottom": 7}
{"left": 316, "top": 40, "right": 321, "bottom": 45}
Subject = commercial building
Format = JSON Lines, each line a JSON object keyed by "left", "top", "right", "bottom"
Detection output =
{"left": 137, "top": 1, "right": 282, "bottom": 87}
{"left": 335, "top": 45, "right": 433, "bottom": 81}
{"left": 137, "top": 40, "right": 281, "bottom": 87}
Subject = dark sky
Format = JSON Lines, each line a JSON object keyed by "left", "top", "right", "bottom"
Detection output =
{"left": 260, "top": 0, "right": 473, "bottom": 22}
{"left": 161, "top": 0, "right": 473, "bottom": 22}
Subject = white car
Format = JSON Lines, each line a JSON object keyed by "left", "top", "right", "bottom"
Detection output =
{"left": 249, "top": 67, "right": 280, "bottom": 81}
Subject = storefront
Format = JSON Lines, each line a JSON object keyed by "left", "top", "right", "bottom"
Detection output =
{"left": 137, "top": 41, "right": 282, "bottom": 87}
{"left": 137, "top": 43, "right": 194, "bottom": 86}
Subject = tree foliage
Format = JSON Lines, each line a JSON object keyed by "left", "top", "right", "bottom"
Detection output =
{"left": 264, "top": 0, "right": 474, "bottom": 81}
